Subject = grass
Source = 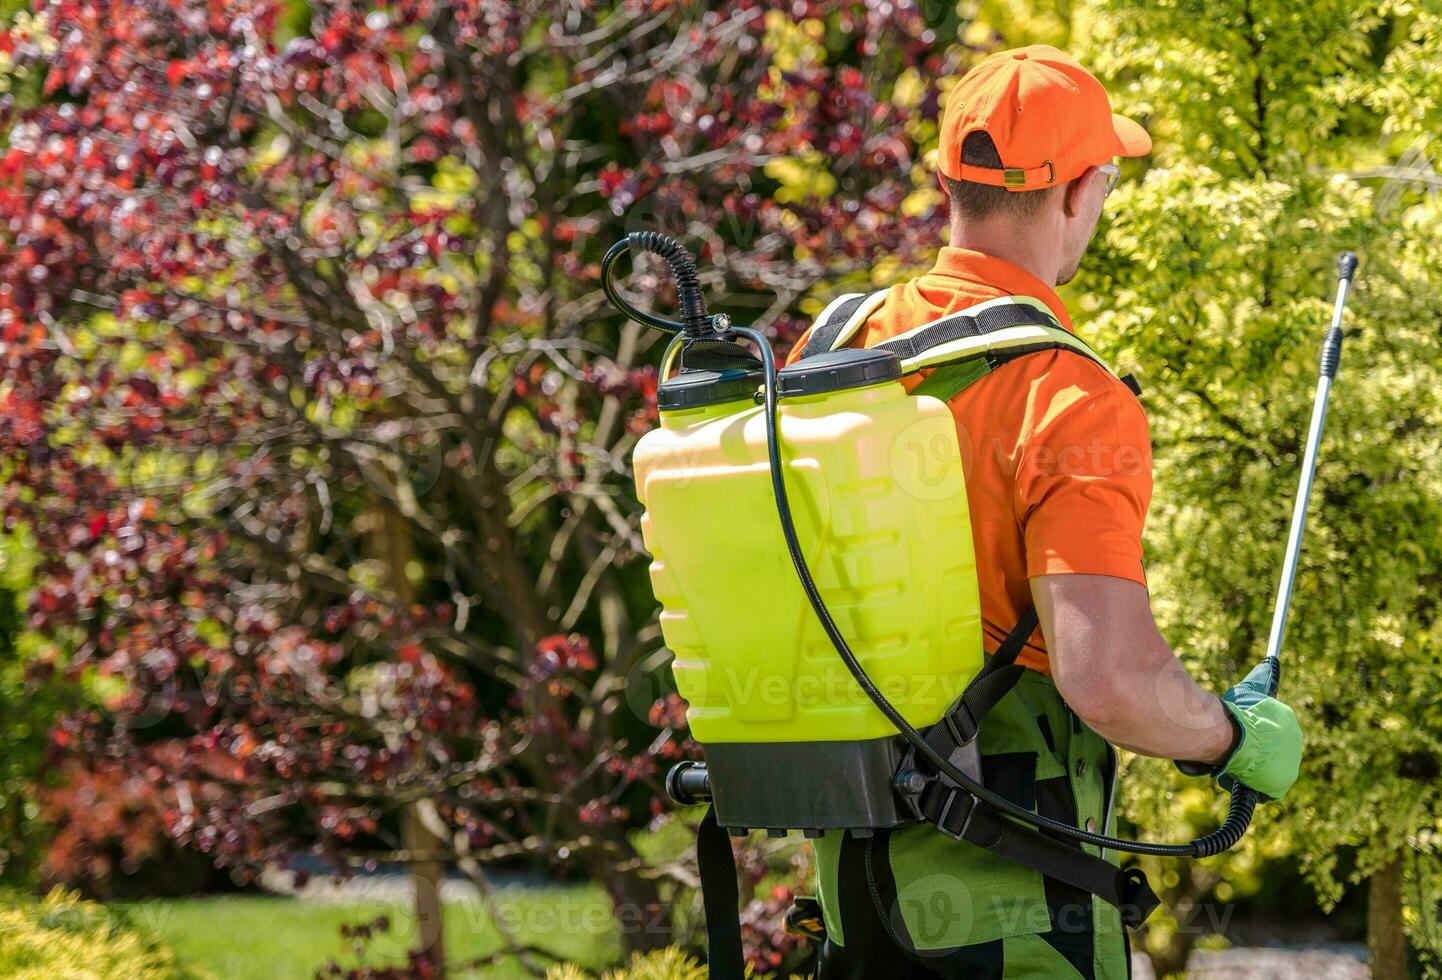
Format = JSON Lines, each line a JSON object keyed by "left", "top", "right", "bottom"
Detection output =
{"left": 113, "top": 886, "right": 622, "bottom": 980}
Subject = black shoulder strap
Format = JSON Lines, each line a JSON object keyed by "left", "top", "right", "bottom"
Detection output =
{"left": 696, "top": 805, "right": 746, "bottom": 978}
{"left": 876, "top": 298, "right": 1120, "bottom": 380}
{"left": 796, "top": 290, "right": 886, "bottom": 361}
{"left": 930, "top": 605, "right": 1037, "bottom": 750}
{"left": 799, "top": 293, "right": 1134, "bottom": 399}
{"left": 872, "top": 302, "right": 1057, "bottom": 361}
{"left": 906, "top": 607, "right": 1161, "bottom": 929}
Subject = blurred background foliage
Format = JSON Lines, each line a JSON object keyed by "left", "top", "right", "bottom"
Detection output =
{"left": 0, "top": 0, "right": 1439, "bottom": 977}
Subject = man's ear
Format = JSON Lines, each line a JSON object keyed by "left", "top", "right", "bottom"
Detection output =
{"left": 936, "top": 171, "right": 951, "bottom": 200}
{"left": 1062, "top": 166, "right": 1096, "bottom": 218}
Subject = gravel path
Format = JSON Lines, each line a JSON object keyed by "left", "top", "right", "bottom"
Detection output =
{"left": 259, "top": 867, "right": 483, "bottom": 903}
{"left": 1129, "top": 945, "right": 1369, "bottom": 979}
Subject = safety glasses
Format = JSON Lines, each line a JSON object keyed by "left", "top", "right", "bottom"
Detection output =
{"left": 1098, "top": 162, "right": 1121, "bottom": 197}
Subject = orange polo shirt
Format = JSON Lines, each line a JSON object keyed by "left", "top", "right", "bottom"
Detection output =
{"left": 785, "top": 247, "right": 1152, "bottom": 674}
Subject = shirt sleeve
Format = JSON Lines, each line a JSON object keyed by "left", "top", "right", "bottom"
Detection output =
{"left": 1014, "top": 363, "right": 1153, "bottom": 585}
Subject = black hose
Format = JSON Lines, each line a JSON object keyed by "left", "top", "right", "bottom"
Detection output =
{"left": 602, "top": 231, "right": 1258, "bottom": 858}
{"left": 601, "top": 232, "right": 713, "bottom": 337}
{"left": 1192, "top": 789, "right": 1256, "bottom": 856}
{"left": 729, "top": 323, "right": 1254, "bottom": 857}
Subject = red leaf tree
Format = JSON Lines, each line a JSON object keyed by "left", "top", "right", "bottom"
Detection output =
{"left": 0, "top": 0, "right": 950, "bottom": 964}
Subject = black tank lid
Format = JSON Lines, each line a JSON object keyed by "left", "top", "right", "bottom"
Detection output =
{"left": 776, "top": 348, "right": 902, "bottom": 398}
{"left": 657, "top": 367, "right": 763, "bottom": 411}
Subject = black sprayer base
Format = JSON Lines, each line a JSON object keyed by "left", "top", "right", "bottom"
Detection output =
{"left": 665, "top": 737, "right": 914, "bottom": 837}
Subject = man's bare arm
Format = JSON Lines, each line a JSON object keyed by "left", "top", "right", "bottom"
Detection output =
{"left": 1031, "top": 573, "right": 1236, "bottom": 763}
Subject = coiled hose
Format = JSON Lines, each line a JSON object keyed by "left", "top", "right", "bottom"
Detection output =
{"left": 601, "top": 232, "right": 713, "bottom": 337}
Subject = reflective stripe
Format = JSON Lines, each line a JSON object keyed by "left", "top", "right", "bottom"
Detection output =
{"left": 809, "top": 291, "right": 867, "bottom": 339}
{"left": 822, "top": 289, "right": 890, "bottom": 352}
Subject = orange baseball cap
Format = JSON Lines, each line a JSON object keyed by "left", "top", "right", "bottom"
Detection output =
{"left": 939, "top": 44, "right": 1151, "bottom": 191}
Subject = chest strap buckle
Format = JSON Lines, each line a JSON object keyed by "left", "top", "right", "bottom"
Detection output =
{"left": 927, "top": 785, "right": 980, "bottom": 840}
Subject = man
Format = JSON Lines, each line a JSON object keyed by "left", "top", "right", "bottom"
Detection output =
{"left": 790, "top": 45, "right": 1305, "bottom": 979}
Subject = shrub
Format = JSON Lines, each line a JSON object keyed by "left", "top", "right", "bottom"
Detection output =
{"left": 545, "top": 947, "right": 710, "bottom": 980}
{"left": 0, "top": 887, "right": 203, "bottom": 980}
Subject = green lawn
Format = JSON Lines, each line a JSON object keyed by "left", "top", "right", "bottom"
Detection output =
{"left": 114, "top": 887, "right": 622, "bottom": 980}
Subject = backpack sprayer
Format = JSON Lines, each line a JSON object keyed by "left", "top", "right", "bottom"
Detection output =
{"left": 606, "top": 230, "right": 1355, "bottom": 973}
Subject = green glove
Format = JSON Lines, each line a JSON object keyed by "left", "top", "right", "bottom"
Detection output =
{"left": 1216, "top": 660, "right": 1303, "bottom": 800}
{"left": 1178, "top": 660, "right": 1304, "bottom": 802}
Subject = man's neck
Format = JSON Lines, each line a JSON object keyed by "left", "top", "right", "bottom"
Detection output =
{"left": 948, "top": 227, "right": 1060, "bottom": 287}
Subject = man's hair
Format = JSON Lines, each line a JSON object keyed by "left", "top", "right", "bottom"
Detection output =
{"left": 945, "top": 131, "right": 1059, "bottom": 223}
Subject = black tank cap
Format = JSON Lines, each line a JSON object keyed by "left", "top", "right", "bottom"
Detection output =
{"left": 775, "top": 348, "right": 902, "bottom": 398}
{"left": 657, "top": 368, "right": 763, "bottom": 411}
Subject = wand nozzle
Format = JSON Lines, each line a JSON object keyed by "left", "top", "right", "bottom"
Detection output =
{"left": 1320, "top": 252, "right": 1356, "bottom": 379}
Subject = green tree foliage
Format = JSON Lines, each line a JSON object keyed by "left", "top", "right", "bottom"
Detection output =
{"left": 1064, "top": 0, "right": 1442, "bottom": 967}
{"left": 0, "top": 525, "right": 76, "bottom": 888}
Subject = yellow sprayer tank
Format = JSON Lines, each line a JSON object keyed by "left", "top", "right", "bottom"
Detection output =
{"left": 632, "top": 348, "right": 984, "bottom": 831}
